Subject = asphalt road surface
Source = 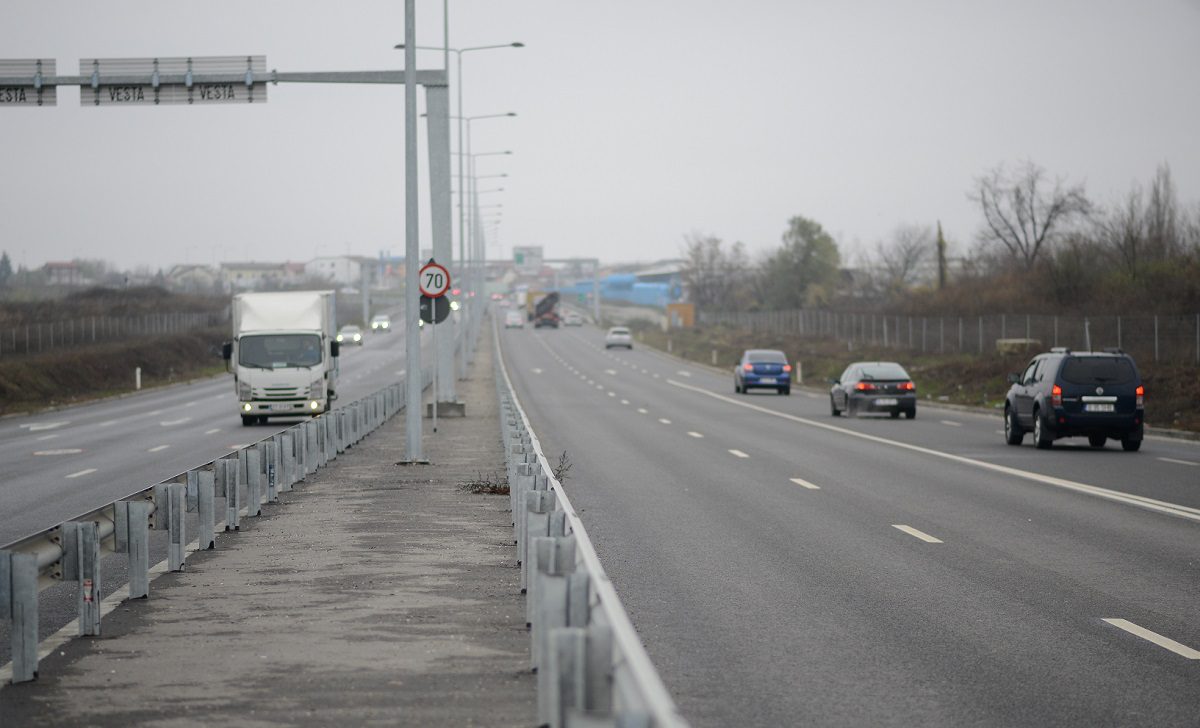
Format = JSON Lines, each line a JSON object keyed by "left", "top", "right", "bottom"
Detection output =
{"left": 500, "top": 321, "right": 1200, "bottom": 727}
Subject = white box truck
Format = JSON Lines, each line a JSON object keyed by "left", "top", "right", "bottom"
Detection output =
{"left": 223, "top": 291, "right": 339, "bottom": 426}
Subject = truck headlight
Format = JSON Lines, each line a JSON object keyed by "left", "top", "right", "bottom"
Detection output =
{"left": 309, "top": 401, "right": 320, "bottom": 410}
{"left": 238, "top": 381, "right": 252, "bottom": 399}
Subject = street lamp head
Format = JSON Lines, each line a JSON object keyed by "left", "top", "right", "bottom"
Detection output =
{"left": 511, "top": 42, "right": 525, "bottom": 48}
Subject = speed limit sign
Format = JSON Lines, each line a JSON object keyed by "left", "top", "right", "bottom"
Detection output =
{"left": 418, "top": 259, "right": 451, "bottom": 298}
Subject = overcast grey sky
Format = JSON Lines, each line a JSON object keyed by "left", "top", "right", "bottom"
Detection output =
{"left": 2, "top": 0, "right": 1198, "bottom": 272}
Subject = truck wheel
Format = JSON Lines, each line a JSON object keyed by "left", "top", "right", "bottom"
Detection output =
{"left": 241, "top": 415, "right": 255, "bottom": 427}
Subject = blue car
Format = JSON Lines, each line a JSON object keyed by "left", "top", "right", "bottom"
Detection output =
{"left": 734, "top": 349, "right": 792, "bottom": 395}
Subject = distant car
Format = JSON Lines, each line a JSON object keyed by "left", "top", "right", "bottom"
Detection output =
{"left": 604, "top": 327, "right": 633, "bottom": 349}
{"left": 504, "top": 310, "right": 525, "bottom": 329}
{"left": 1004, "top": 347, "right": 1144, "bottom": 451}
{"left": 734, "top": 349, "right": 792, "bottom": 395}
{"left": 370, "top": 314, "right": 391, "bottom": 333}
{"left": 336, "top": 325, "right": 364, "bottom": 346}
{"left": 563, "top": 312, "right": 584, "bottom": 327}
{"left": 830, "top": 361, "right": 916, "bottom": 418}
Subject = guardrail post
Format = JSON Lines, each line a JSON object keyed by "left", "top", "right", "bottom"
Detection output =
{"left": 337, "top": 411, "right": 347, "bottom": 453}
{"left": 2, "top": 551, "right": 39, "bottom": 682}
{"left": 522, "top": 489, "right": 556, "bottom": 594}
{"left": 115, "top": 501, "right": 152, "bottom": 598}
{"left": 532, "top": 534, "right": 577, "bottom": 669}
{"left": 197, "top": 470, "right": 216, "bottom": 550}
{"left": 265, "top": 440, "right": 279, "bottom": 503}
{"left": 305, "top": 421, "right": 318, "bottom": 476}
{"left": 74, "top": 521, "right": 101, "bottom": 636}
{"left": 281, "top": 433, "right": 295, "bottom": 492}
{"left": 224, "top": 458, "right": 242, "bottom": 531}
{"left": 246, "top": 448, "right": 262, "bottom": 518}
{"left": 167, "top": 483, "right": 186, "bottom": 572}
{"left": 548, "top": 627, "right": 587, "bottom": 728}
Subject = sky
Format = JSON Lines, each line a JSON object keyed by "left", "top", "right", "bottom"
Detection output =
{"left": 1, "top": 0, "right": 1198, "bottom": 273}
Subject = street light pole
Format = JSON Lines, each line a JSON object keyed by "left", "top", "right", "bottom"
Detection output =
{"left": 402, "top": 0, "right": 423, "bottom": 462}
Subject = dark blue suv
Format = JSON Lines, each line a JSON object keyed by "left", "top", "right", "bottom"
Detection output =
{"left": 1004, "top": 348, "right": 1144, "bottom": 451}
{"left": 734, "top": 349, "right": 792, "bottom": 395}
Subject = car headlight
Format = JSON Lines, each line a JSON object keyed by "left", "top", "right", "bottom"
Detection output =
{"left": 238, "top": 380, "right": 252, "bottom": 399}
{"left": 336, "top": 334, "right": 344, "bottom": 342}
{"left": 354, "top": 334, "right": 361, "bottom": 341}
{"left": 381, "top": 322, "right": 389, "bottom": 329}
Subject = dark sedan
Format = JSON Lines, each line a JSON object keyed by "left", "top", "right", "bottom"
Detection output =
{"left": 830, "top": 361, "right": 916, "bottom": 418}
{"left": 734, "top": 349, "right": 792, "bottom": 395}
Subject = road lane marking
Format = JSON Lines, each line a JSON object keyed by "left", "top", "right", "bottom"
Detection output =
{"left": 658, "top": 418, "right": 672, "bottom": 425}
{"left": 595, "top": 384, "right": 605, "bottom": 390}
{"left": 653, "top": 374, "right": 660, "bottom": 379}
{"left": 532, "top": 368, "right": 543, "bottom": 374}
{"left": 620, "top": 399, "right": 630, "bottom": 405}
{"left": 35, "top": 434, "right": 59, "bottom": 441}
{"left": 687, "top": 431, "right": 704, "bottom": 438}
{"left": 1102, "top": 619, "right": 1200, "bottom": 659}
{"left": 667, "top": 378, "right": 1200, "bottom": 524}
{"left": 66, "top": 468, "right": 97, "bottom": 479}
{"left": 676, "top": 370, "right": 691, "bottom": 377}
{"left": 34, "top": 449, "right": 83, "bottom": 455}
{"left": 940, "top": 420, "right": 962, "bottom": 427}
{"left": 184, "top": 401, "right": 197, "bottom": 407}
{"left": 790, "top": 477, "right": 821, "bottom": 490}
{"left": 728, "top": 449, "right": 749, "bottom": 458}
{"left": 160, "top": 418, "right": 191, "bottom": 427}
{"left": 893, "top": 525, "right": 943, "bottom": 543}
{"left": 148, "top": 445, "right": 170, "bottom": 452}
{"left": 608, "top": 392, "right": 616, "bottom": 397}
{"left": 98, "top": 420, "right": 119, "bottom": 427}
{"left": 21, "top": 421, "right": 69, "bottom": 432}
{"left": 637, "top": 408, "right": 648, "bottom": 414}
{"left": 147, "top": 410, "right": 163, "bottom": 416}
{"left": 205, "top": 428, "right": 221, "bottom": 435}
{"left": 605, "top": 369, "right": 617, "bottom": 375}
{"left": 1157, "top": 457, "right": 1198, "bottom": 467}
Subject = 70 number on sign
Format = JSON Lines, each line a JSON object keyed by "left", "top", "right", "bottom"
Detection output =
{"left": 419, "top": 261, "right": 450, "bottom": 298}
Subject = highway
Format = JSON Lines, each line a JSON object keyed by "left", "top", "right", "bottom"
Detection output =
{"left": 0, "top": 322, "right": 426, "bottom": 547}
{"left": 499, "top": 321, "right": 1200, "bottom": 727}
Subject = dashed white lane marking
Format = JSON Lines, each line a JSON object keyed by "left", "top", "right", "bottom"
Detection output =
{"left": 66, "top": 468, "right": 97, "bottom": 479}
{"left": 728, "top": 449, "right": 749, "bottom": 458}
{"left": 184, "top": 401, "right": 197, "bottom": 408}
{"left": 658, "top": 418, "right": 672, "bottom": 425}
{"left": 34, "top": 449, "right": 83, "bottom": 456}
{"left": 676, "top": 370, "right": 692, "bottom": 377}
{"left": 587, "top": 379, "right": 595, "bottom": 385}
{"left": 893, "top": 525, "right": 943, "bottom": 543}
{"left": 605, "top": 369, "right": 617, "bottom": 375}
{"left": 620, "top": 399, "right": 630, "bottom": 405}
{"left": 1102, "top": 619, "right": 1200, "bottom": 659}
{"left": 595, "top": 384, "right": 605, "bottom": 390}
{"left": 205, "top": 428, "right": 221, "bottom": 435}
{"left": 687, "top": 431, "right": 704, "bottom": 438}
{"left": 641, "top": 369, "right": 649, "bottom": 374}
{"left": 637, "top": 408, "right": 648, "bottom": 414}
{"left": 35, "top": 434, "right": 59, "bottom": 441}
{"left": 147, "top": 410, "right": 163, "bottom": 416}
{"left": 608, "top": 392, "right": 616, "bottom": 397}
{"left": 940, "top": 420, "right": 962, "bottom": 427}
{"left": 98, "top": 420, "right": 119, "bottom": 427}
{"left": 1158, "top": 457, "right": 1198, "bottom": 467}
{"left": 160, "top": 418, "right": 191, "bottom": 427}
{"left": 531, "top": 368, "right": 543, "bottom": 374}
{"left": 653, "top": 374, "right": 660, "bottom": 379}
{"left": 790, "top": 477, "right": 821, "bottom": 490}
{"left": 21, "top": 421, "right": 69, "bottom": 432}
{"left": 667, "top": 378, "right": 1200, "bottom": 524}
{"left": 148, "top": 445, "right": 170, "bottom": 453}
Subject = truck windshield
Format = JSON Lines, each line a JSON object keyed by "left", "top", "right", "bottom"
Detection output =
{"left": 239, "top": 334, "right": 322, "bottom": 369}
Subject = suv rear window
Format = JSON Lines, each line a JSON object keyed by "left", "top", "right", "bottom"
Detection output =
{"left": 1060, "top": 356, "right": 1135, "bottom": 385}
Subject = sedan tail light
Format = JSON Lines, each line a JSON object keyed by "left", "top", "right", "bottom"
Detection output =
{"left": 855, "top": 382, "right": 875, "bottom": 391}
{"left": 1135, "top": 385, "right": 1144, "bottom": 408}
{"left": 898, "top": 381, "right": 915, "bottom": 391}
{"left": 1051, "top": 384, "right": 1062, "bottom": 408}
{"left": 782, "top": 364, "right": 792, "bottom": 373}
{"left": 743, "top": 363, "right": 754, "bottom": 372}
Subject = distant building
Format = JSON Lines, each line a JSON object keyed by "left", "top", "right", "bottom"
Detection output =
{"left": 43, "top": 261, "right": 91, "bottom": 287}
{"left": 166, "top": 264, "right": 219, "bottom": 293}
{"left": 220, "top": 262, "right": 291, "bottom": 291}
{"left": 304, "top": 256, "right": 379, "bottom": 289}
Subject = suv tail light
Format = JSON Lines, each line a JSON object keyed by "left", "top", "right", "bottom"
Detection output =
{"left": 1051, "top": 384, "right": 1062, "bottom": 408}
{"left": 1135, "top": 385, "right": 1144, "bottom": 408}
{"left": 898, "top": 381, "right": 915, "bottom": 391}
{"left": 743, "top": 363, "right": 753, "bottom": 372}
{"left": 855, "top": 382, "right": 875, "bottom": 391}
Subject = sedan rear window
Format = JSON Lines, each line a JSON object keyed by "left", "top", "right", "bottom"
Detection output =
{"left": 608, "top": 328, "right": 630, "bottom": 335}
{"left": 746, "top": 350, "right": 787, "bottom": 363}
{"left": 1061, "top": 357, "right": 1135, "bottom": 385}
{"left": 860, "top": 363, "right": 909, "bottom": 380}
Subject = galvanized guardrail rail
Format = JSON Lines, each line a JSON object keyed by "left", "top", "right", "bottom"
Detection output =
{"left": 494, "top": 321, "right": 689, "bottom": 728}
{"left": 0, "top": 367, "right": 430, "bottom": 684}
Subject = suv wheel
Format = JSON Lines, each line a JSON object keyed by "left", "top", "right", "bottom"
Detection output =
{"left": 1033, "top": 409, "right": 1053, "bottom": 449}
{"left": 1004, "top": 406, "right": 1024, "bottom": 446}
{"left": 1088, "top": 434, "right": 1106, "bottom": 448}
{"left": 1120, "top": 437, "right": 1141, "bottom": 452}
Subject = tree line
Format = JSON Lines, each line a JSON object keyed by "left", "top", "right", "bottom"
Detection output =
{"left": 682, "top": 162, "right": 1200, "bottom": 316}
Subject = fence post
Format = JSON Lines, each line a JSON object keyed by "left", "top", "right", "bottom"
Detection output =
{"left": 1154, "top": 315, "right": 1159, "bottom": 362}
{"left": 939, "top": 318, "right": 944, "bottom": 354}
{"left": 978, "top": 316, "right": 983, "bottom": 354}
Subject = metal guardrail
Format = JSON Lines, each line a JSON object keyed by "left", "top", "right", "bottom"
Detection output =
{"left": 0, "top": 365, "right": 433, "bottom": 685}
{"left": 493, "top": 319, "right": 689, "bottom": 728}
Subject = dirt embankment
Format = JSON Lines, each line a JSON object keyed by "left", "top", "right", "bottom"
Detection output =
{"left": 633, "top": 324, "right": 1200, "bottom": 433}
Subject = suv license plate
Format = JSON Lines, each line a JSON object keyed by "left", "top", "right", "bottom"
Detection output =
{"left": 1084, "top": 403, "right": 1115, "bottom": 412}
{"left": 759, "top": 377, "right": 776, "bottom": 384}
{"left": 875, "top": 398, "right": 898, "bottom": 406}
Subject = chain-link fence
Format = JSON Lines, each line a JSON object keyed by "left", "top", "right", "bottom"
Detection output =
{"left": 0, "top": 312, "right": 225, "bottom": 357}
{"left": 699, "top": 309, "right": 1200, "bottom": 365}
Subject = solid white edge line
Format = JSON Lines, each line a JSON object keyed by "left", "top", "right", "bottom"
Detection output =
{"left": 790, "top": 477, "right": 821, "bottom": 490}
{"left": 728, "top": 449, "right": 749, "bottom": 458}
{"left": 667, "top": 378, "right": 1200, "bottom": 524}
{"left": 1102, "top": 618, "right": 1200, "bottom": 659}
{"left": 1157, "top": 457, "right": 1198, "bottom": 467}
{"left": 65, "top": 468, "right": 97, "bottom": 479}
{"left": 893, "top": 524, "right": 944, "bottom": 543}
{"left": 940, "top": 420, "right": 962, "bottom": 427}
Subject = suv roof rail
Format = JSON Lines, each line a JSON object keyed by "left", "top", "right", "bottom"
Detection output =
{"left": 1049, "top": 346, "right": 1071, "bottom": 354}
{"left": 1103, "top": 347, "right": 1124, "bottom": 354}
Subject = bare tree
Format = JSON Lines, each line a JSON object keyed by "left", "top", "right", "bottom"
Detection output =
{"left": 971, "top": 161, "right": 1090, "bottom": 269}
{"left": 681, "top": 233, "right": 750, "bottom": 312}
{"left": 875, "top": 223, "right": 932, "bottom": 290}
{"left": 1098, "top": 184, "right": 1147, "bottom": 278}
{"left": 1145, "top": 162, "right": 1180, "bottom": 260}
